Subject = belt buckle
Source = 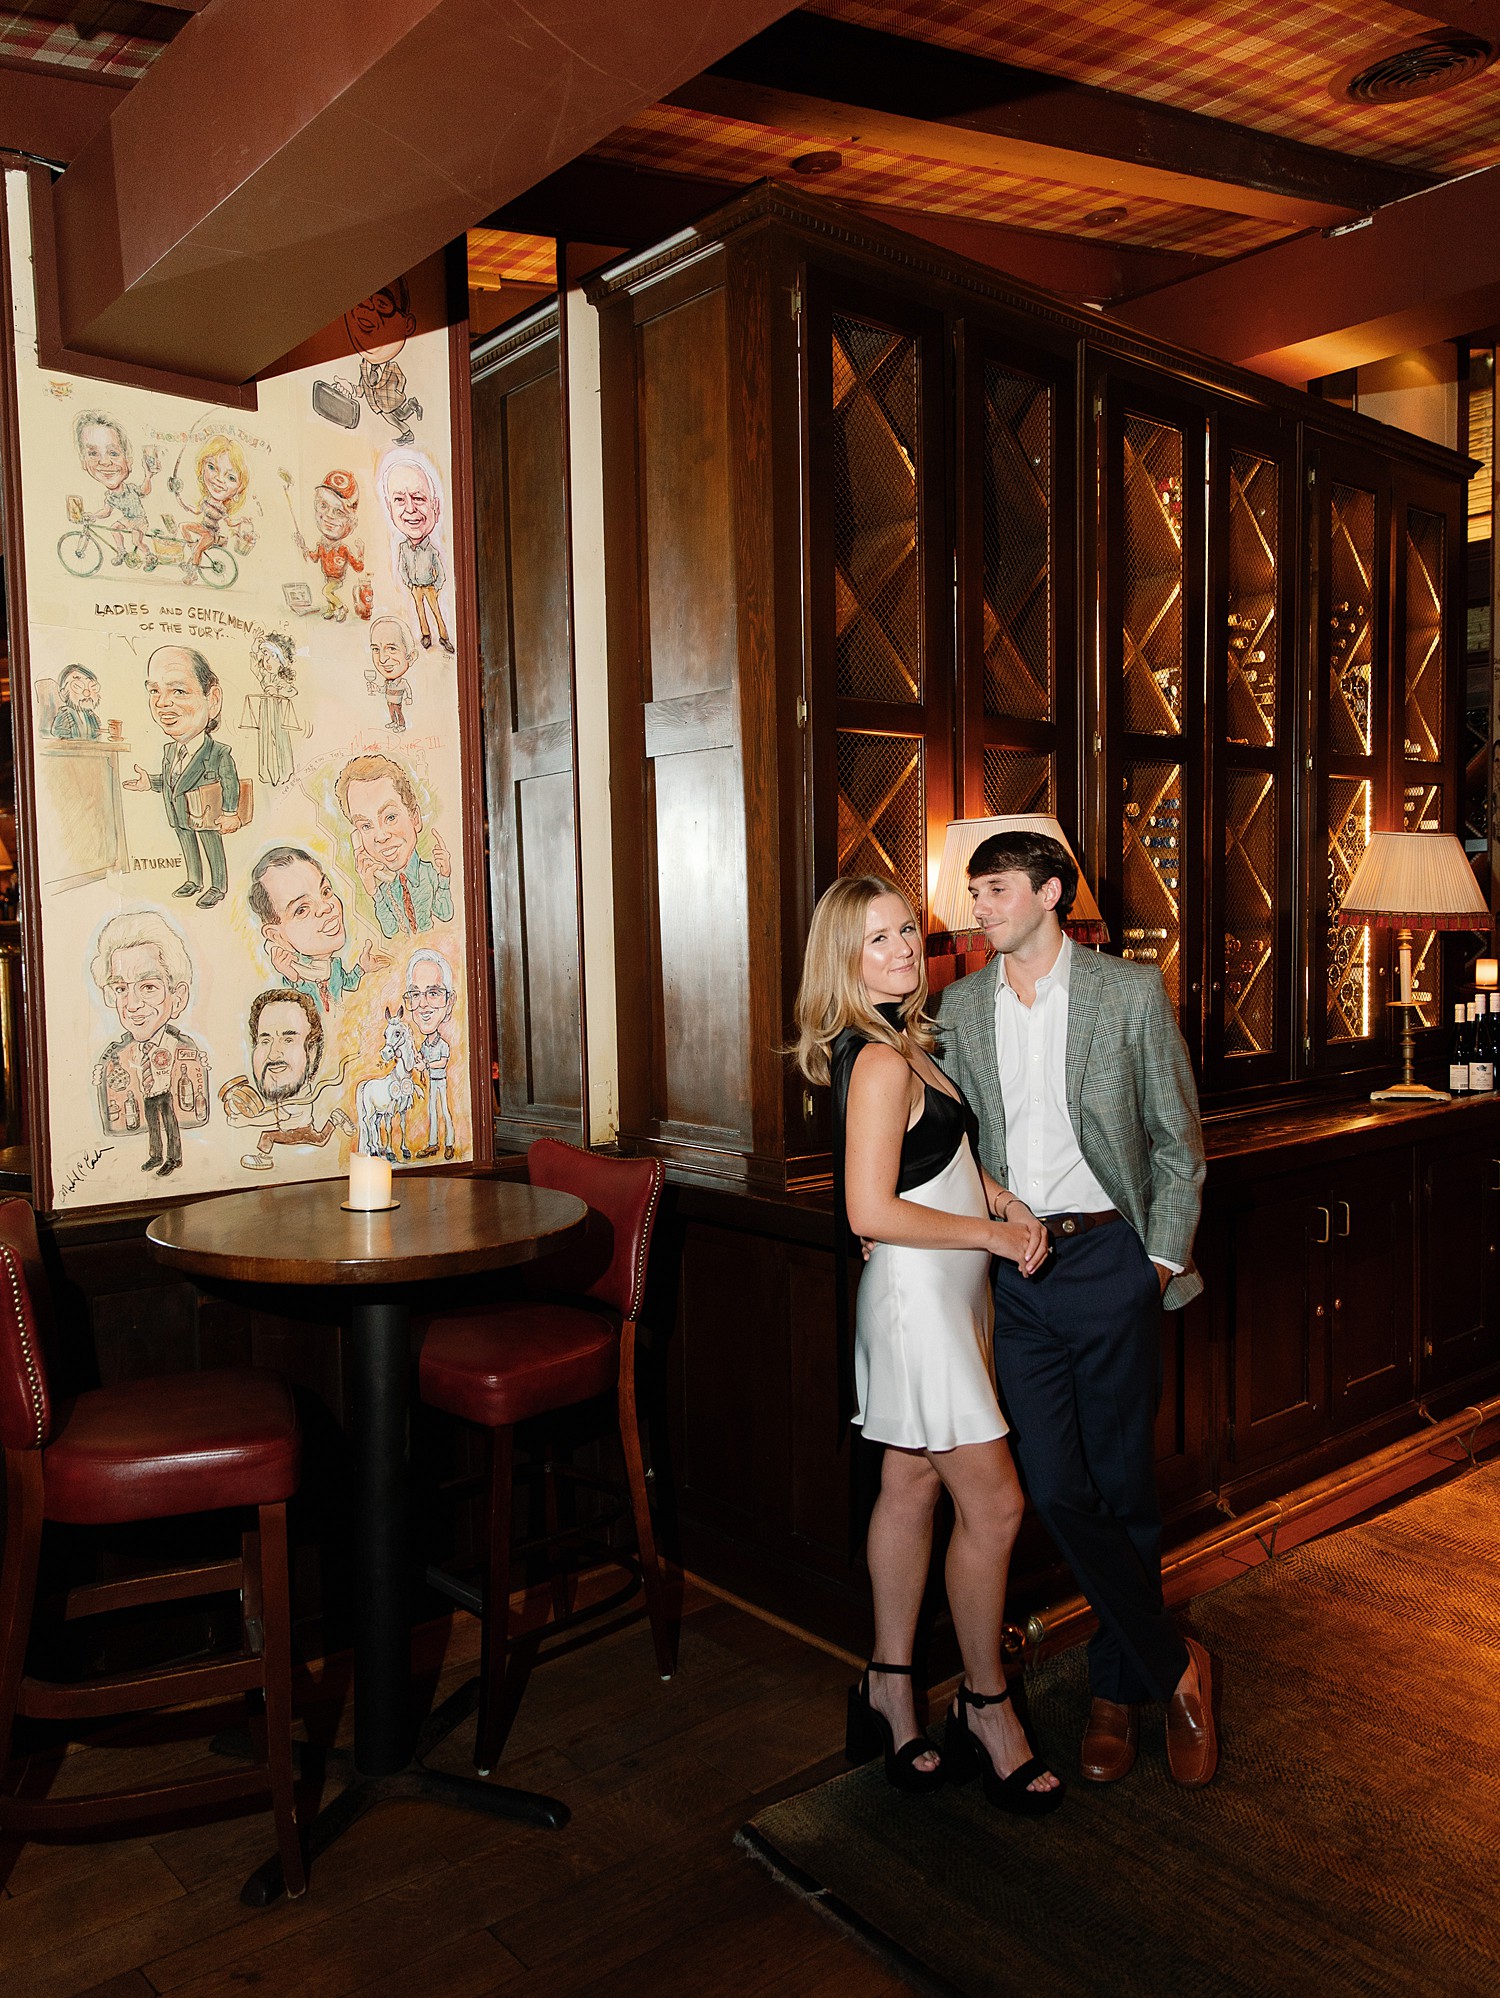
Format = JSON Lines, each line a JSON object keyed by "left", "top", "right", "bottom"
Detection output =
{"left": 1059, "top": 1217, "right": 1078, "bottom": 1236}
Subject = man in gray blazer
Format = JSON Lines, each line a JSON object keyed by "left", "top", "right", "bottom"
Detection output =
{"left": 935, "top": 829, "right": 1217, "bottom": 1786}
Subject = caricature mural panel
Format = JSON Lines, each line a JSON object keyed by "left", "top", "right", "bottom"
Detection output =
{"left": 4, "top": 171, "right": 473, "bottom": 1210}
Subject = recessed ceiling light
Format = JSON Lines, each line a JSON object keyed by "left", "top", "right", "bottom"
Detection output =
{"left": 791, "top": 150, "right": 842, "bottom": 176}
{"left": 1343, "top": 33, "right": 1493, "bottom": 102}
{"left": 1084, "top": 207, "right": 1128, "bottom": 227}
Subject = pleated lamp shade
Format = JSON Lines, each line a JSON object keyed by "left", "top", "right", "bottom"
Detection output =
{"left": 1335, "top": 831, "right": 1490, "bottom": 930}
{"left": 931, "top": 815, "right": 1107, "bottom": 946}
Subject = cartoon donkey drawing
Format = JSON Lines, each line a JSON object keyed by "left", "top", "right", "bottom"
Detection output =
{"left": 356, "top": 1005, "right": 422, "bottom": 1161}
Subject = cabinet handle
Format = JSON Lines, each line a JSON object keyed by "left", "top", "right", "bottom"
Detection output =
{"left": 1312, "top": 1206, "right": 1331, "bottom": 1245}
{"left": 1335, "top": 1200, "right": 1351, "bottom": 1238}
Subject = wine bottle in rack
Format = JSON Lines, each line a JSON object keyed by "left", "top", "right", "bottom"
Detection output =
{"left": 1449, "top": 1002, "right": 1470, "bottom": 1095}
{"left": 1470, "top": 997, "right": 1495, "bottom": 1095}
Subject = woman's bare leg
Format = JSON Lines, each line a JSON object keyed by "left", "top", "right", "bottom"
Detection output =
{"left": 931, "top": 1438, "right": 1060, "bottom": 1794}
{"left": 865, "top": 1445, "right": 943, "bottom": 1771}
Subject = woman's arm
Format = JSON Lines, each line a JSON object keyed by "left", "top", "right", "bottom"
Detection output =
{"left": 845, "top": 1045, "right": 1047, "bottom": 1272}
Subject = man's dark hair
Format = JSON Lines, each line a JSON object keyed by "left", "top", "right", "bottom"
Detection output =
{"left": 248, "top": 987, "right": 324, "bottom": 1079}
{"left": 249, "top": 845, "right": 319, "bottom": 925}
{"left": 967, "top": 830, "right": 1078, "bottom": 920}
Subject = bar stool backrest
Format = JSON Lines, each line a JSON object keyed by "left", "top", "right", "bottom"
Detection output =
{"left": 0, "top": 1198, "right": 53, "bottom": 1452}
{"left": 524, "top": 1139, "right": 664, "bottom": 1323}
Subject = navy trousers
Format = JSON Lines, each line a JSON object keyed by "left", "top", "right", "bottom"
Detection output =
{"left": 991, "top": 1220, "right": 1189, "bottom": 1704}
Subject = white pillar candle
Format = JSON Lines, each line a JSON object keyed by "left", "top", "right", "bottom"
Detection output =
{"left": 348, "top": 1153, "right": 392, "bottom": 1210}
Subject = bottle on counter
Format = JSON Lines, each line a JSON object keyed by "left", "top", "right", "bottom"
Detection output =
{"left": 1470, "top": 996, "right": 1495, "bottom": 1095}
{"left": 1449, "top": 1002, "right": 1470, "bottom": 1095}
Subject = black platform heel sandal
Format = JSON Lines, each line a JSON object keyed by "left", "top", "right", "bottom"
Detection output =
{"left": 944, "top": 1682, "right": 1065, "bottom": 1818}
{"left": 844, "top": 1661, "right": 944, "bottom": 1793}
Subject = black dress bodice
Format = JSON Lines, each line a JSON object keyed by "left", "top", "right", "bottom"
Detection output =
{"left": 894, "top": 1069, "right": 980, "bottom": 1192}
{"left": 830, "top": 1003, "right": 979, "bottom": 1209}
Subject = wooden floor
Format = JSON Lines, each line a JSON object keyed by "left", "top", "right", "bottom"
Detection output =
{"left": 1, "top": 1581, "right": 914, "bottom": 1998}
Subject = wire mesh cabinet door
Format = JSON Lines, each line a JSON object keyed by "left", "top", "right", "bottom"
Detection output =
{"left": 1307, "top": 438, "right": 1392, "bottom": 1080}
{"left": 1203, "top": 410, "right": 1298, "bottom": 1096}
{"left": 805, "top": 274, "right": 954, "bottom": 936}
{"left": 1099, "top": 376, "right": 1208, "bottom": 1059}
{"left": 955, "top": 326, "right": 1079, "bottom": 852}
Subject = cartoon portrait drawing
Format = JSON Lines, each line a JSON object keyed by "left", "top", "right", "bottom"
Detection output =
{"left": 405, "top": 945, "right": 458, "bottom": 1160}
{"left": 334, "top": 752, "right": 451, "bottom": 938}
{"left": 90, "top": 909, "right": 209, "bottom": 1175}
{"left": 294, "top": 469, "right": 364, "bottom": 622}
{"left": 171, "top": 433, "right": 251, "bottom": 584}
{"left": 244, "top": 629, "right": 302, "bottom": 787}
{"left": 367, "top": 615, "right": 415, "bottom": 733}
{"left": 355, "top": 1003, "right": 423, "bottom": 1162}
{"left": 344, "top": 280, "right": 423, "bottom": 445}
{"left": 49, "top": 662, "right": 101, "bottom": 739}
{"left": 379, "top": 450, "right": 452, "bottom": 654}
{"left": 220, "top": 989, "right": 354, "bottom": 1171}
{"left": 249, "top": 844, "right": 381, "bottom": 1012}
{"left": 123, "top": 644, "right": 244, "bottom": 909}
{"left": 70, "top": 410, "right": 158, "bottom": 569}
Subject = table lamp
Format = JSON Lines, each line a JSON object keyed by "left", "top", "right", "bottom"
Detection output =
{"left": 1335, "top": 830, "right": 1490, "bottom": 1103}
{"left": 931, "top": 814, "right": 1107, "bottom": 948}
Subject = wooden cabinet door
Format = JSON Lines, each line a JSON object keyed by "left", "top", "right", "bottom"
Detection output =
{"left": 1225, "top": 1167, "right": 1328, "bottom": 1471}
{"left": 1328, "top": 1151, "right": 1415, "bottom": 1423}
{"left": 1420, "top": 1131, "right": 1500, "bottom": 1391}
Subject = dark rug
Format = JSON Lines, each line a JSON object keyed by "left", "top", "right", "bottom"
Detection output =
{"left": 742, "top": 1463, "right": 1500, "bottom": 1997}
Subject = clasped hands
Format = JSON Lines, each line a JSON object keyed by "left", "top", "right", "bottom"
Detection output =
{"left": 985, "top": 1185, "right": 1050, "bottom": 1278}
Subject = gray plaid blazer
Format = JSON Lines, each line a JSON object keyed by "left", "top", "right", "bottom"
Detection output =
{"left": 934, "top": 945, "right": 1206, "bottom": 1310}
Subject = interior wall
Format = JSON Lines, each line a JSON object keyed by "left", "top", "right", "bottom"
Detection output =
{"left": 1355, "top": 344, "right": 1461, "bottom": 451}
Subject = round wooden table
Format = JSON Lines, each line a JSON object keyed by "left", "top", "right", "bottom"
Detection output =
{"left": 148, "top": 1175, "right": 588, "bottom": 1903}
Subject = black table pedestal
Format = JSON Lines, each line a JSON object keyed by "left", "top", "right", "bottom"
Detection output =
{"left": 235, "top": 1294, "right": 569, "bottom": 1906}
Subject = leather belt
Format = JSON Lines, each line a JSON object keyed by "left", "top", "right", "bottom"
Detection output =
{"left": 1042, "top": 1209, "right": 1121, "bottom": 1238}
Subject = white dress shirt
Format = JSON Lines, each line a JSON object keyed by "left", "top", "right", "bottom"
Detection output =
{"left": 994, "top": 936, "right": 1180, "bottom": 1270}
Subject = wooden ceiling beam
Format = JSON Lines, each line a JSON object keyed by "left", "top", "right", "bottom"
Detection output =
{"left": 486, "top": 157, "right": 1206, "bottom": 303}
{"left": 1397, "top": 0, "right": 1500, "bottom": 39}
{"left": 677, "top": 15, "right": 1431, "bottom": 228}
{"left": 1112, "top": 163, "right": 1500, "bottom": 382}
{"left": 45, "top": 0, "right": 800, "bottom": 383}
{"left": 0, "top": 59, "right": 124, "bottom": 164}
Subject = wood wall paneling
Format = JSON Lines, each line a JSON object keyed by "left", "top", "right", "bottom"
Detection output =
{"left": 473, "top": 323, "right": 585, "bottom": 1143}
{"left": 651, "top": 748, "right": 751, "bottom": 1137}
{"left": 641, "top": 290, "right": 737, "bottom": 703}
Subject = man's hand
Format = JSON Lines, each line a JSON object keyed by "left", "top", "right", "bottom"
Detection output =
{"left": 217, "top": 812, "right": 241, "bottom": 835}
{"left": 267, "top": 939, "right": 299, "bottom": 982}
{"left": 123, "top": 762, "right": 151, "bottom": 791}
{"left": 431, "top": 829, "right": 451, "bottom": 880}
{"left": 353, "top": 837, "right": 394, "bottom": 893}
{"left": 1154, "top": 1262, "right": 1171, "bottom": 1297}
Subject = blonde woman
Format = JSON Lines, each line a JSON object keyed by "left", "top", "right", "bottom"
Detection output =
{"left": 794, "top": 875, "right": 1063, "bottom": 1815}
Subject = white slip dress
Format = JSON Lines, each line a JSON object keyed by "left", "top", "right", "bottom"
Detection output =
{"left": 852, "top": 1080, "right": 1007, "bottom": 1454}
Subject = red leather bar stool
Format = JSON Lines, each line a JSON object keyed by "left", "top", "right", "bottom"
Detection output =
{"left": 0, "top": 1198, "right": 306, "bottom": 1896}
{"left": 419, "top": 1140, "right": 673, "bottom": 1776}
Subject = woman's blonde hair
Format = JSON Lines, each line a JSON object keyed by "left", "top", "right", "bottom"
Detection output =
{"left": 792, "top": 875, "right": 938, "bottom": 1085}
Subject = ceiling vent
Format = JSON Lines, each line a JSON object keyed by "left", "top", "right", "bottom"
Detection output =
{"left": 1344, "top": 33, "right": 1494, "bottom": 102}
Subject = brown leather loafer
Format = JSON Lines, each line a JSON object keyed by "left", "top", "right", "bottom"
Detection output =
{"left": 1081, "top": 1697, "right": 1138, "bottom": 1783}
{"left": 1166, "top": 1636, "right": 1219, "bottom": 1786}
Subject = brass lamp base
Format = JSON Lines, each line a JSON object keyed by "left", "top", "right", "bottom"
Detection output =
{"left": 1369, "top": 986, "right": 1442, "bottom": 1106}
